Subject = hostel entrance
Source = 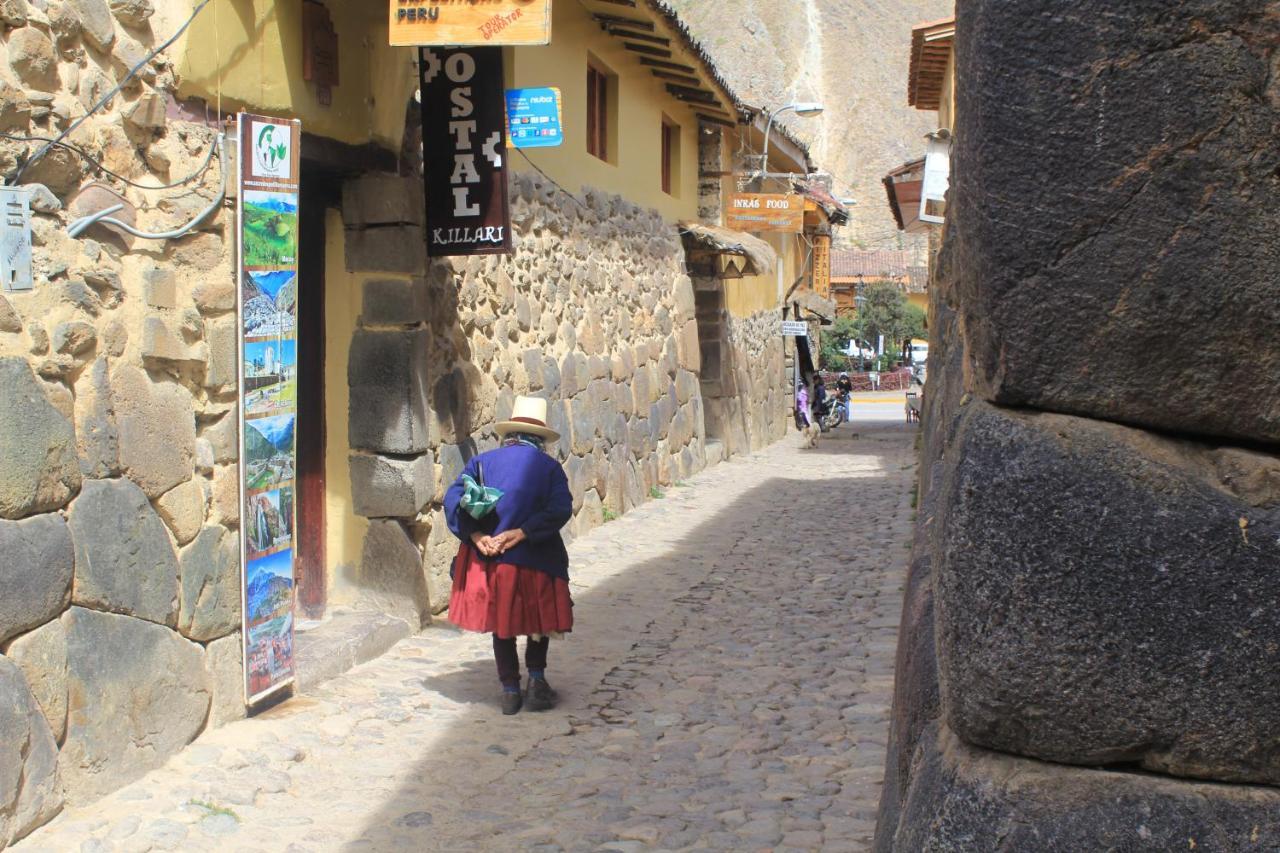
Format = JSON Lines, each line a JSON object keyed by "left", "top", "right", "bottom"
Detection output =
{"left": 293, "top": 168, "right": 339, "bottom": 618}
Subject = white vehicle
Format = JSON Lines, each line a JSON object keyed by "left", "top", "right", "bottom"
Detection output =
{"left": 908, "top": 341, "right": 929, "bottom": 365}
{"left": 909, "top": 340, "right": 929, "bottom": 384}
{"left": 843, "top": 339, "right": 877, "bottom": 361}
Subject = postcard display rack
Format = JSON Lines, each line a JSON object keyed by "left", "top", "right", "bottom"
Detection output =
{"left": 235, "top": 114, "right": 302, "bottom": 703}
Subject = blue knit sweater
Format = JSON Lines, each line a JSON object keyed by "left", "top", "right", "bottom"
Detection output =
{"left": 444, "top": 444, "right": 573, "bottom": 580}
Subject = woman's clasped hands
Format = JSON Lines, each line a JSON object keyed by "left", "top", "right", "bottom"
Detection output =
{"left": 470, "top": 528, "right": 528, "bottom": 557}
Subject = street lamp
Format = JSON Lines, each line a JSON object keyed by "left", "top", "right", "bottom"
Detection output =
{"left": 760, "top": 101, "right": 824, "bottom": 179}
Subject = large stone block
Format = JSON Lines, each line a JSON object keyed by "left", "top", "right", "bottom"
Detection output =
{"left": 358, "top": 520, "right": 429, "bottom": 630}
{"left": 361, "top": 277, "right": 428, "bottom": 327}
{"left": 73, "top": 357, "right": 119, "bottom": 480}
{"left": 0, "top": 357, "right": 80, "bottom": 519}
{"left": 178, "top": 526, "right": 239, "bottom": 642}
{"left": 874, "top": 502, "right": 941, "bottom": 853}
{"left": 203, "top": 631, "right": 245, "bottom": 730}
{"left": 203, "top": 317, "right": 238, "bottom": 391}
{"left": 883, "top": 724, "right": 1280, "bottom": 853}
{"left": 0, "top": 657, "right": 61, "bottom": 847}
{"left": 342, "top": 174, "right": 424, "bottom": 227}
{"left": 348, "top": 329, "right": 431, "bottom": 454}
{"left": 109, "top": 0, "right": 154, "bottom": 29}
{"left": 68, "top": 479, "right": 180, "bottom": 627}
{"left": 111, "top": 364, "right": 196, "bottom": 499}
{"left": 67, "top": 0, "right": 115, "bottom": 51}
{"left": 60, "top": 607, "right": 210, "bottom": 804}
{"left": 419, "top": 509, "right": 456, "bottom": 615}
{"left": 155, "top": 477, "right": 205, "bottom": 546}
{"left": 9, "top": 28, "right": 58, "bottom": 91}
{"left": 2, "top": 618, "right": 68, "bottom": 744}
{"left": 953, "top": 0, "right": 1280, "bottom": 444}
{"left": 349, "top": 452, "right": 434, "bottom": 518}
{"left": 936, "top": 401, "right": 1280, "bottom": 784}
{"left": 0, "top": 513, "right": 73, "bottom": 646}
{"left": 567, "top": 397, "right": 597, "bottom": 456}
{"left": 140, "top": 316, "right": 204, "bottom": 365}
{"left": 344, "top": 226, "right": 427, "bottom": 275}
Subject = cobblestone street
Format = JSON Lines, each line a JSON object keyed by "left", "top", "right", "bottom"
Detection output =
{"left": 19, "top": 402, "right": 915, "bottom": 853}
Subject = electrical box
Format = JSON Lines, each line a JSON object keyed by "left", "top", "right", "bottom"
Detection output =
{"left": 0, "top": 187, "right": 32, "bottom": 292}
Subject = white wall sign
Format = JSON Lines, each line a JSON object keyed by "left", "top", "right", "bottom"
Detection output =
{"left": 919, "top": 133, "right": 950, "bottom": 224}
{"left": 781, "top": 320, "right": 809, "bottom": 337}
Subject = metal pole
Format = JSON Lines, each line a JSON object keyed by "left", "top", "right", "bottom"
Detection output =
{"left": 760, "top": 105, "right": 795, "bottom": 182}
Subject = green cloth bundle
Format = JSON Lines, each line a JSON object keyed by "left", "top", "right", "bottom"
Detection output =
{"left": 460, "top": 473, "right": 503, "bottom": 520}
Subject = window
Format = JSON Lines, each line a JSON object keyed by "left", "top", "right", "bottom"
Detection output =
{"left": 661, "top": 117, "right": 681, "bottom": 196}
{"left": 587, "top": 63, "right": 611, "bottom": 161}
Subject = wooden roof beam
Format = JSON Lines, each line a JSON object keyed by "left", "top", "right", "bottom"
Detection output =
{"left": 603, "top": 26, "right": 670, "bottom": 45}
{"left": 591, "top": 12, "right": 654, "bottom": 30}
{"left": 666, "top": 85, "right": 719, "bottom": 104}
{"left": 640, "top": 56, "right": 697, "bottom": 74}
{"left": 696, "top": 113, "right": 738, "bottom": 128}
{"left": 650, "top": 69, "right": 704, "bottom": 87}
{"left": 624, "top": 42, "right": 673, "bottom": 58}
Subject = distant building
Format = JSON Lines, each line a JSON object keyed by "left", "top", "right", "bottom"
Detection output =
{"left": 883, "top": 17, "right": 957, "bottom": 332}
{"left": 830, "top": 250, "right": 928, "bottom": 317}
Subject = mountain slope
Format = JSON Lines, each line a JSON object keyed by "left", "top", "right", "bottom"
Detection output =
{"left": 667, "top": 0, "right": 952, "bottom": 248}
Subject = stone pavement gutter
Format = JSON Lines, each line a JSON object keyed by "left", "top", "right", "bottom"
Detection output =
{"left": 16, "top": 414, "right": 915, "bottom": 852}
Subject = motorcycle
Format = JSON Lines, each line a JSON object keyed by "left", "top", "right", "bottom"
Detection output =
{"left": 816, "top": 396, "right": 843, "bottom": 433}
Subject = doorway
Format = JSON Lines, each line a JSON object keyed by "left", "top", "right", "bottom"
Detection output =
{"left": 294, "top": 169, "right": 339, "bottom": 618}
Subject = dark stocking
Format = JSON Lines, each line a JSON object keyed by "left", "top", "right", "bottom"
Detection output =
{"left": 493, "top": 636, "right": 520, "bottom": 690}
{"left": 525, "top": 636, "right": 550, "bottom": 675}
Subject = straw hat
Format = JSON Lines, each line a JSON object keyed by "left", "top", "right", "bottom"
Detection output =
{"left": 494, "top": 395, "right": 560, "bottom": 443}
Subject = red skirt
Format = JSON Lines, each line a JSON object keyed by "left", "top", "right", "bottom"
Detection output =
{"left": 447, "top": 544, "right": 574, "bottom": 639}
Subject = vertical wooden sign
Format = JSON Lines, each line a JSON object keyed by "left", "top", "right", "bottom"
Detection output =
{"left": 812, "top": 234, "right": 831, "bottom": 297}
{"left": 236, "top": 113, "right": 302, "bottom": 704}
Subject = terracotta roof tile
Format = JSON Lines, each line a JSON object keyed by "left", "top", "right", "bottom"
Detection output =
{"left": 831, "top": 250, "right": 914, "bottom": 280}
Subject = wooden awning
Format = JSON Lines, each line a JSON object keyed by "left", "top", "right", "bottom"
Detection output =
{"left": 908, "top": 18, "right": 955, "bottom": 111}
{"left": 883, "top": 158, "right": 926, "bottom": 233}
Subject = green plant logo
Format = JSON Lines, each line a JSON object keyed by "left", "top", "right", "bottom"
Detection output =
{"left": 253, "top": 123, "right": 291, "bottom": 177}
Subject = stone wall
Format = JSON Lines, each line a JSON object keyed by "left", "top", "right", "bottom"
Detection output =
{"left": 342, "top": 172, "right": 711, "bottom": 617}
{"left": 0, "top": 0, "right": 242, "bottom": 842}
{"left": 875, "top": 1, "right": 1280, "bottom": 848}
{"left": 703, "top": 307, "right": 788, "bottom": 457}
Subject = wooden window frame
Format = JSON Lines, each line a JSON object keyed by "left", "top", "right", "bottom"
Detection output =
{"left": 587, "top": 62, "right": 612, "bottom": 162}
{"left": 661, "top": 115, "right": 681, "bottom": 197}
{"left": 661, "top": 121, "right": 674, "bottom": 195}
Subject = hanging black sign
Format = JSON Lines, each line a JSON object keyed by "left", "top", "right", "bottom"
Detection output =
{"left": 419, "top": 46, "right": 512, "bottom": 257}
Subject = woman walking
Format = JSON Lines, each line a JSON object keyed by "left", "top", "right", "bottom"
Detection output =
{"left": 796, "top": 380, "right": 818, "bottom": 447}
{"left": 444, "top": 396, "right": 574, "bottom": 715}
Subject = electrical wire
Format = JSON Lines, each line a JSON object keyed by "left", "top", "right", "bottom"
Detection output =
{"left": 13, "top": 0, "right": 214, "bottom": 184}
{"left": 67, "top": 134, "right": 227, "bottom": 240}
{"left": 0, "top": 131, "right": 219, "bottom": 190}
{"left": 513, "top": 147, "right": 590, "bottom": 214}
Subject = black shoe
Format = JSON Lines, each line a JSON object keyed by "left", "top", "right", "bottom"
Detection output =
{"left": 501, "top": 690, "right": 523, "bottom": 715}
{"left": 525, "top": 677, "right": 557, "bottom": 712}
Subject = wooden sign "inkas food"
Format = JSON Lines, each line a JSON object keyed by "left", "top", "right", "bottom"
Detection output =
{"left": 389, "top": 0, "right": 552, "bottom": 47}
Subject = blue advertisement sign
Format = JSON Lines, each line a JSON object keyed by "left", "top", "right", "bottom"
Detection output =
{"left": 505, "top": 87, "right": 563, "bottom": 148}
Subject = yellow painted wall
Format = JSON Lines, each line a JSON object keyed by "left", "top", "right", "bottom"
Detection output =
{"left": 322, "top": 210, "right": 368, "bottom": 601}
{"left": 506, "top": 1, "right": 702, "bottom": 221}
{"left": 724, "top": 230, "right": 804, "bottom": 318}
{"left": 938, "top": 54, "right": 956, "bottom": 133}
{"left": 179, "top": 0, "right": 704, "bottom": 215}
{"left": 908, "top": 291, "right": 929, "bottom": 316}
{"left": 177, "top": 0, "right": 416, "bottom": 150}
